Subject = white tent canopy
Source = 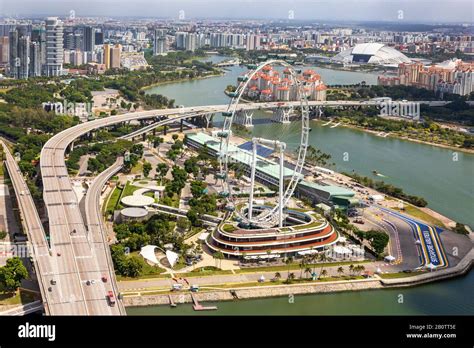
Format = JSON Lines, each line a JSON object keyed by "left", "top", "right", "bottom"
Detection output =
{"left": 139, "top": 245, "right": 160, "bottom": 265}
{"left": 166, "top": 250, "right": 179, "bottom": 268}
{"left": 384, "top": 255, "right": 396, "bottom": 262}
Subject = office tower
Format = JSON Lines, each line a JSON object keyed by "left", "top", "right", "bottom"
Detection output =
{"left": 29, "top": 42, "right": 41, "bottom": 77}
{"left": 31, "top": 26, "right": 46, "bottom": 68}
{"left": 9, "top": 27, "right": 30, "bottom": 79}
{"left": 110, "top": 44, "right": 121, "bottom": 69}
{"left": 153, "top": 29, "right": 167, "bottom": 55}
{"left": 45, "top": 17, "right": 64, "bottom": 76}
{"left": 0, "top": 37, "right": 9, "bottom": 65}
{"left": 95, "top": 31, "right": 104, "bottom": 45}
{"left": 84, "top": 26, "right": 95, "bottom": 52}
{"left": 103, "top": 43, "right": 111, "bottom": 69}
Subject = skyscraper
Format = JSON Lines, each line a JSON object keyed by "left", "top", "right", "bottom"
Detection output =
{"left": 0, "top": 37, "right": 9, "bottom": 66}
{"left": 103, "top": 43, "right": 111, "bottom": 69}
{"left": 110, "top": 44, "right": 122, "bottom": 69}
{"left": 29, "top": 42, "right": 41, "bottom": 77}
{"left": 84, "top": 26, "right": 95, "bottom": 52}
{"left": 45, "top": 17, "right": 64, "bottom": 76}
{"left": 185, "top": 33, "right": 197, "bottom": 52}
{"left": 9, "top": 27, "right": 30, "bottom": 79}
{"left": 153, "top": 29, "right": 167, "bottom": 56}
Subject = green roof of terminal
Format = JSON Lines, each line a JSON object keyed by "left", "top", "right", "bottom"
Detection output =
{"left": 299, "top": 180, "right": 355, "bottom": 198}
{"left": 187, "top": 133, "right": 355, "bottom": 200}
{"left": 187, "top": 132, "right": 299, "bottom": 180}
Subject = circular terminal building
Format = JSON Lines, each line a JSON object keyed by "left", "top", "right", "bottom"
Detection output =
{"left": 206, "top": 207, "right": 338, "bottom": 258}
{"left": 120, "top": 207, "right": 149, "bottom": 221}
{"left": 121, "top": 195, "right": 154, "bottom": 207}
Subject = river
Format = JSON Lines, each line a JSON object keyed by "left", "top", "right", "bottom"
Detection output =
{"left": 136, "top": 55, "right": 474, "bottom": 315}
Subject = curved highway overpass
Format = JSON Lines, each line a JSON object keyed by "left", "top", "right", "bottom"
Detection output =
{"left": 38, "top": 99, "right": 455, "bottom": 315}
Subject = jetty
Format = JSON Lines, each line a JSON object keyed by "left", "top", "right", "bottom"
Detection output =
{"left": 191, "top": 293, "right": 217, "bottom": 311}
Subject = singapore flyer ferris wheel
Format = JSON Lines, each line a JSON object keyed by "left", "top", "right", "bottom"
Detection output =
{"left": 216, "top": 60, "right": 310, "bottom": 229}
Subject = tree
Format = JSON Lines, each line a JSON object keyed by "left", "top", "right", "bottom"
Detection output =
{"left": 176, "top": 217, "right": 191, "bottom": 231}
{"left": 0, "top": 257, "right": 28, "bottom": 292}
{"left": 304, "top": 267, "right": 312, "bottom": 279}
{"left": 320, "top": 269, "right": 328, "bottom": 278}
{"left": 317, "top": 253, "right": 327, "bottom": 280}
{"left": 143, "top": 161, "right": 152, "bottom": 178}
{"left": 213, "top": 251, "right": 224, "bottom": 269}
{"left": 337, "top": 266, "right": 344, "bottom": 277}
{"left": 349, "top": 264, "right": 355, "bottom": 276}
{"left": 285, "top": 256, "right": 293, "bottom": 279}
{"left": 123, "top": 256, "right": 145, "bottom": 277}
{"left": 0, "top": 230, "right": 7, "bottom": 240}
{"left": 156, "top": 163, "right": 168, "bottom": 184}
{"left": 286, "top": 272, "right": 296, "bottom": 284}
{"left": 273, "top": 272, "right": 281, "bottom": 282}
{"left": 172, "top": 134, "right": 179, "bottom": 141}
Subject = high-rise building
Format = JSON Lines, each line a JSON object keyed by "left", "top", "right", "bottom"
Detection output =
{"left": 45, "top": 17, "right": 64, "bottom": 76}
{"left": 110, "top": 44, "right": 122, "bottom": 69}
{"left": 31, "top": 26, "right": 46, "bottom": 68}
{"left": 175, "top": 32, "right": 187, "bottom": 50}
{"left": 29, "top": 41, "right": 42, "bottom": 77}
{"left": 185, "top": 33, "right": 197, "bottom": 52}
{"left": 0, "top": 37, "right": 9, "bottom": 66}
{"left": 153, "top": 29, "right": 167, "bottom": 56}
{"left": 103, "top": 43, "right": 111, "bottom": 69}
{"left": 9, "top": 27, "right": 30, "bottom": 79}
{"left": 84, "top": 26, "right": 95, "bottom": 52}
{"left": 95, "top": 31, "right": 104, "bottom": 45}
{"left": 246, "top": 34, "right": 261, "bottom": 51}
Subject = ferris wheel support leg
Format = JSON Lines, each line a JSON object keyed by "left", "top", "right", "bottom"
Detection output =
{"left": 248, "top": 139, "right": 257, "bottom": 222}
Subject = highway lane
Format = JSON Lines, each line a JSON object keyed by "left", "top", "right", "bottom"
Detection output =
{"left": 84, "top": 157, "right": 126, "bottom": 315}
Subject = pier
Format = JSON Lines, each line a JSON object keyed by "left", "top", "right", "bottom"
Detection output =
{"left": 190, "top": 293, "right": 217, "bottom": 311}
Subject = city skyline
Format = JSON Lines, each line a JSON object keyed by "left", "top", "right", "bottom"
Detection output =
{"left": 1, "top": 0, "right": 473, "bottom": 23}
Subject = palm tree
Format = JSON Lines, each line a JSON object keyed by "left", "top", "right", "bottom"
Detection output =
{"left": 285, "top": 256, "right": 293, "bottom": 279}
{"left": 287, "top": 272, "right": 296, "bottom": 284}
{"left": 320, "top": 269, "right": 328, "bottom": 279}
{"left": 304, "top": 267, "right": 312, "bottom": 279}
{"left": 317, "top": 253, "right": 327, "bottom": 280}
{"left": 273, "top": 272, "right": 281, "bottom": 282}
{"left": 241, "top": 252, "right": 247, "bottom": 265}
{"left": 337, "top": 266, "right": 344, "bottom": 278}
{"left": 349, "top": 264, "right": 355, "bottom": 276}
{"left": 299, "top": 257, "right": 307, "bottom": 279}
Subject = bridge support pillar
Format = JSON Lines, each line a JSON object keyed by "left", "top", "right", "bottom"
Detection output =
{"left": 272, "top": 106, "right": 293, "bottom": 124}
{"left": 152, "top": 128, "right": 156, "bottom": 136}
{"left": 180, "top": 119, "right": 183, "bottom": 132}
{"left": 142, "top": 133, "right": 146, "bottom": 141}
{"left": 163, "top": 125, "right": 167, "bottom": 135}
{"left": 235, "top": 110, "right": 253, "bottom": 127}
{"left": 205, "top": 113, "right": 214, "bottom": 128}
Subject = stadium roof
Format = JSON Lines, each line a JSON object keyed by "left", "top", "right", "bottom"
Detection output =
{"left": 332, "top": 43, "right": 411, "bottom": 67}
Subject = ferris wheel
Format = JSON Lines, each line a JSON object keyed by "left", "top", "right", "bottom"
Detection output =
{"left": 216, "top": 59, "right": 310, "bottom": 229}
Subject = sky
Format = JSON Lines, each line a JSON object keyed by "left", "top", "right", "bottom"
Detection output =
{"left": 0, "top": 0, "right": 472, "bottom": 23}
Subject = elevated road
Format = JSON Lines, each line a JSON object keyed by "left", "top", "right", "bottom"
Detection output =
{"left": 38, "top": 99, "right": 461, "bottom": 314}
{"left": 2, "top": 141, "right": 53, "bottom": 315}
{"left": 84, "top": 157, "right": 126, "bottom": 315}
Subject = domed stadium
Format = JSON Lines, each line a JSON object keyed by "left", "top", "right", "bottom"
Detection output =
{"left": 332, "top": 43, "right": 412, "bottom": 66}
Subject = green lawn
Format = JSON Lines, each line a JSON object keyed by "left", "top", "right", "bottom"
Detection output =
{"left": 122, "top": 181, "right": 141, "bottom": 197}
{"left": 105, "top": 186, "right": 123, "bottom": 213}
{"left": 292, "top": 219, "right": 325, "bottom": 230}
{"left": 0, "top": 290, "right": 36, "bottom": 306}
{"left": 236, "top": 260, "right": 371, "bottom": 274}
{"left": 378, "top": 271, "right": 424, "bottom": 279}
{"left": 394, "top": 205, "right": 445, "bottom": 228}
